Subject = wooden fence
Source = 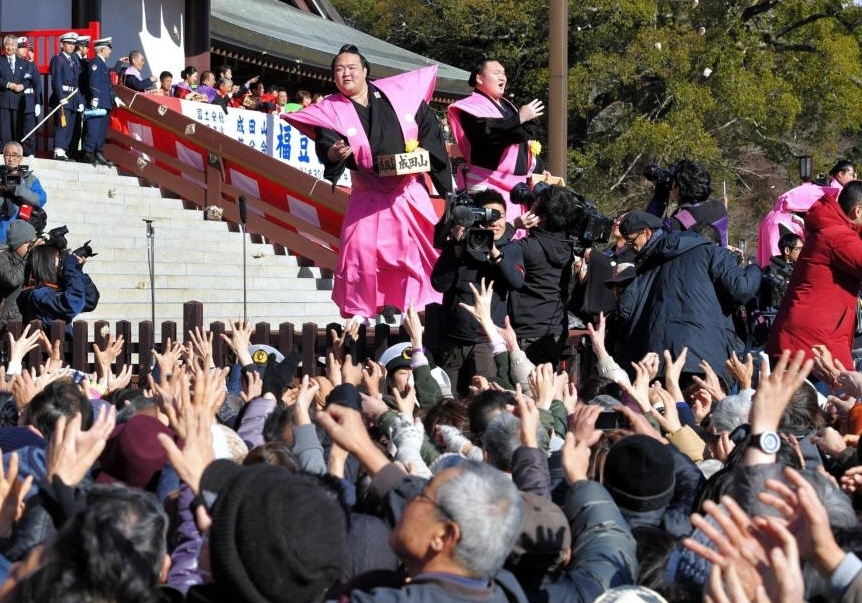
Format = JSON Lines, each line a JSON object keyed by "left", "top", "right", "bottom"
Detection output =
{"left": 3, "top": 300, "right": 439, "bottom": 385}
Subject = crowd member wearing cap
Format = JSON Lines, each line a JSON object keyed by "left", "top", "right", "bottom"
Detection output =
{"left": 508, "top": 185, "right": 581, "bottom": 366}
{"left": 81, "top": 37, "right": 114, "bottom": 167}
{"left": 431, "top": 189, "right": 524, "bottom": 395}
{"left": 49, "top": 32, "right": 84, "bottom": 161}
{"left": 0, "top": 141, "right": 47, "bottom": 242}
{"left": 616, "top": 210, "right": 760, "bottom": 383}
{"left": 0, "top": 35, "right": 27, "bottom": 150}
{"left": 0, "top": 219, "right": 38, "bottom": 325}
{"left": 13, "top": 37, "right": 39, "bottom": 158}
{"left": 644, "top": 159, "right": 729, "bottom": 246}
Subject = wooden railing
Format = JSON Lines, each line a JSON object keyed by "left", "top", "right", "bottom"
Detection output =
{"left": 2, "top": 301, "right": 445, "bottom": 385}
{"left": 105, "top": 86, "right": 349, "bottom": 270}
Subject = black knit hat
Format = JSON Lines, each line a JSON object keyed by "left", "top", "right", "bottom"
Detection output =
{"left": 201, "top": 460, "right": 348, "bottom": 603}
{"left": 602, "top": 435, "right": 675, "bottom": 512}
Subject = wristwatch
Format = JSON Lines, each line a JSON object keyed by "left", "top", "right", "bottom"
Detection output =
{"left": 751, "top": 430, "right": 781, "bottom": 454}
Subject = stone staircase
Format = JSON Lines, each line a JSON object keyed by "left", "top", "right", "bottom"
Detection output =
{"left": 28, "top": 157, "right": 342, "bottom": 335}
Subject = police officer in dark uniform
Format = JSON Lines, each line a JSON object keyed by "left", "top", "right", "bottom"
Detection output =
{"left": 49, "top": 32, "right": 83, "bottom": 161}
{"left": 15, "top": 37, "right": 40, "bottom": 157}
{"left": 69, "top": 35, "right": 89, "bottom": 160}
{"left": 82, "top": 37, "right": 113, "bottom": 167}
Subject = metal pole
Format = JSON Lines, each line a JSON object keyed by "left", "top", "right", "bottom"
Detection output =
{"left": 21, "top": 89, "right": 78, "bottom": 143}
{"left": 548, "top": 0, "right": 569, "bottom": 179}
{"left": 143, "top": 219, "right": 155, "bottom": 339}
{"left": 238, "top": 196, "right": 248, "bottom": 322}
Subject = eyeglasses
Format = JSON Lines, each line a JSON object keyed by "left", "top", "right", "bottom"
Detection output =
{"left": 791, "top": 246, "right": 804, "bottom": 251}
{"left": 412, "top": 490, "right": 454, "bottom": 521}
{"left": 624, "top": 231, "right": 643, "bottom": 246}
{"left": 3, "top": 153, "right": 21, "bottom": 158}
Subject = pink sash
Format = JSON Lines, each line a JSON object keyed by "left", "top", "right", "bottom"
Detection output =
{"left": 283, "top": 66, "right": 437, "bottom": 172}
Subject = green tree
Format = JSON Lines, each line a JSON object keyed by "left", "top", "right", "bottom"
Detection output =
{"left": 333, "top": 0, "right": 862, "bottom": 240}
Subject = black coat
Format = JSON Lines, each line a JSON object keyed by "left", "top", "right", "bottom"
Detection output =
{"left": 617, "top": 230, "right": 760, "bottom": 376}
{"left": 431, "top": 224, "right": 524, "bottom": 343}
{"left": 509, "top": 229, "right": 575, "bottom": 339}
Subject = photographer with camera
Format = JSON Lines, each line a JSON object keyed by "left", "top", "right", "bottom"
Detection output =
{"left": 0, "top": 141, "right": 46, "bottom": 243}
{"left": 17, "top": 227, "right": 99, "bottom": 335}
{"left": 644, "top": 159, "right": 728, "bottom": 246}
{"left": 509, "top": 185, "right": 586, "bottom": 366}
{"left": 0, "top": 219, "right": 39, "bottom": 326}
{"left": 431, "top": 189, "right": 524, "bottom": 394}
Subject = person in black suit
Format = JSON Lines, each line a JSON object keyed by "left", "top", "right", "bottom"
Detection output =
{"left": 15, "top": 38, "right": 40, "bottom": 157}
{"left": 81, "top": 37, "right": 114, "bottom": 166}
{"left": 0, "top": 35, "right": 27, "bottom": 149}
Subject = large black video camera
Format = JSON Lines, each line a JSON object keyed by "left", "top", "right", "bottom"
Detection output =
{"left": 434, "top": 191, "right": 502, "bottom": 258}
{"left": 643, "top": 162, "right": 677, "bottom": 209}
{"left": 570, "top": 191, "right": 613, "bottom": 253}
{"left": 0, "top": 165, "right": 28, "bottom": 187}
{"left": 44, "top": 225, "right": 97, "bottom": 259}
{"left": 512, "top": 181, "right": 613, "bottom": 253}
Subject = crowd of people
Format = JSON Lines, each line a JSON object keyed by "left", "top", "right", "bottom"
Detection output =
{"left": 4, "top": 30, "right": 862, "bottom": 603}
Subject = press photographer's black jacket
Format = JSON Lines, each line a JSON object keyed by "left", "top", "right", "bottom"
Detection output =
{"left": 509, "top": 228, "right": 575, "bottom": 339}
{"left": 18, "top": 253, "right": 99, "bottom": 335}
{"left": 431, "top": 223, "right": 524, "bottom": 343}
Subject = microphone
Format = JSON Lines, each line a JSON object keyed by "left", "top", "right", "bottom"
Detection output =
{"left": 238, "top": 195, "right": 247, "bottom": 225}
{"left": 451, "top": 204, "right": 474, "bottom": 228}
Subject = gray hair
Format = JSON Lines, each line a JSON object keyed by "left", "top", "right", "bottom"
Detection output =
{"left": 709, "top": 391, "right": 753, "bottom": 433}
{"left": 435, "top": 461, "right": 523, "bottom": 577}
{"left": 483, "top": 412, "right": 522, "bottom": 471}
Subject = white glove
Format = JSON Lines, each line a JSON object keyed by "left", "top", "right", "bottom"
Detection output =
{"left": 76, "top": 103, "right": 84, "bottom": 113}
{"left": 437, "top": 425, "right": 471, "bottom": 454}
{"left": 90, "top": 98, "right": 98, "bottom": 108}
{"left": 389, "top": 415, "right": 432, "bottom": 478}
{"left": 34, "top": 104, "right": 40, "bottom": 117}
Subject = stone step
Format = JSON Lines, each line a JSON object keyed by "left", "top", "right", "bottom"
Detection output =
{"left": 23, "top": 157, "right": 343, "bottom": 333}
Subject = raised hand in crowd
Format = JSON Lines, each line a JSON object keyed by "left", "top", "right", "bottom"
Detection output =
{"left": 640, "top": 351, "right": 660, "bottom": 382}
{"left": 361, "top": 360, "right": 384, "bottom": 398}
{"left": 663, "top": 347, "right": 688, "bottom": 402}
{"left": 0, "top": 450, "right": 32, "bottom": 539}
{"left": 188, "top": 326, "right": 215, "bottom": 371}
{"left": 760, "top": 466, "right": 847, "bottom": 580}
{"left": 726, "top": 350, "right": 754, "bottom": 391}
{"left": 317, "top": 404, "right": 390, "bottom": 477}
{"left": 240, "top": 369, "right": 263, "bottom": 403}
{"left": 6, "top": 324, "right": 42, "bottom": 375}
{"left": 157, "top": 368, "right": 226, "bottom": 494}
{"left": 620, "top": 360, "right": 653, "bottom": 414}
{"left": 459, "top": 278, "right": 503, "bottom": 344}
{"left": 746, "top": 350, "right": 813, "bottom": 466}
{"left": 11, "top": 369, "right": 41, "bottom": 412}
{"left": 402, "top": 300, "right": 423, "bottom": 349}
{"left": 92, "top": 334, "right": 124, "bottom": 381}
{"left": 220, "top": 318, "right": 255, "bottom": 367}
{"left": 328, "top": 319, "right": 360, "bottom": 363}
{"left": 46, "top": 405, "right": 116, "bottom": 488}
{"left": 528, "top": 363, "right": 556, "bottom": 410}
{"left": 514, "top": 383, "right": 541, "bottom": 448}
{"left": 811, "top": 344, "right": 841, "bottom": 389}
{"left": 648, "top": 382, "right": 682, "bottom": 434}
{"left": 152, "top": 338, "right": 184, "bottom": 386}
{"left": 692, "top": 358, "right": 727, "bottom": 402}
{"left": 291, "top": 374, "right": 319, "bottom": 427}
{"left": 392, "top": 383, "right": 417, "bottom": 419}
